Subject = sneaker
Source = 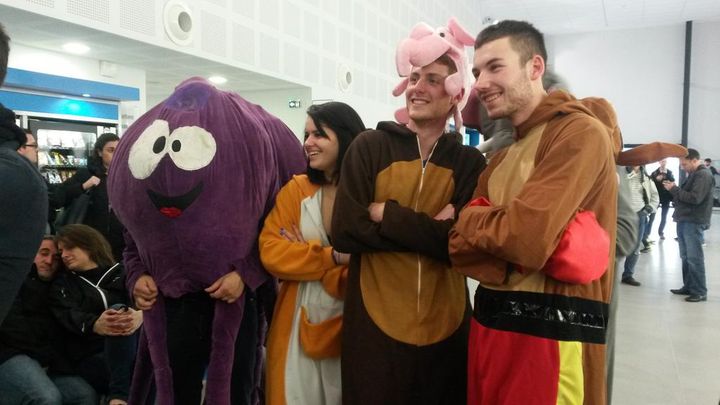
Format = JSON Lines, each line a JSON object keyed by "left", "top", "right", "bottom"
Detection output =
{"left": 621, "top": 277, "right": 641, "bottom": 286}
{"left": 685, "top": 294, "right": 707, "bottom": 302}
{"left": 670, "top": 288, "right": 690, "bottom": 295}
{"left": 659, "top": 234, "right": 665, "bottom": 240}
{"left": 640, "top": 246, "right": 652, "bottom": 253}
{"left": 647, "top": 240, "right": 656, "bottom": 245}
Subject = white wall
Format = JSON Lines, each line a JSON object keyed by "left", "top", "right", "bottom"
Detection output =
{"left": 548, "top": 25, "right": 685, "bottom": 146}
{"left": 240, "top": 87, "right": 313, "bottom": 142}
{"left": 0, "top": 0, "right": 483, "bottom": 131}
{"left": 689, "top": 21, "right": 720, "bottom": 159}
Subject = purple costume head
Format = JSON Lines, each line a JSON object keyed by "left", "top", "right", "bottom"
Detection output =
{"left": 108, "top": 77, "right": 305, "bottom": 404}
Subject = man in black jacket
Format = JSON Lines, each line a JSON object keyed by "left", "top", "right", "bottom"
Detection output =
{"left": 0, "top": 23, "right": 48, "bottom": 325}
{"left": 665, "top": 148, "right": 715, "bottom": 302}
{"left": 0, "top": 237, "right": 97, "bottom": 403}
{"left": 649, "top": 159, "right": 675, "bottom": 240}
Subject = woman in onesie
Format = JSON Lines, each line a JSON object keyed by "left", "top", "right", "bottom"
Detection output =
{"left": 259, "top": 101, "right": 365, "bottom": 405}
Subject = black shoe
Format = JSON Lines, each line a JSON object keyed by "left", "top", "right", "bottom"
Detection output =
{"left": 622, "top": 277, "right": 641, "bottom": 286}
{"left": 640, "top": 246, "right": 651, "bottom": 253}
{"left": 670, "top": 288, "right": 690, "bottom": 295}
{"left": 685, "top": 295, "right": 707, "bottom": 302}
{"left": 659, "top": 234, "right": 665, "bottom": 240}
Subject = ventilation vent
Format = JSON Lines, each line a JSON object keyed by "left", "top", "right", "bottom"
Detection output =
{"left": 26, "top": 0, "right": 54, "bottom": 7}
{"left": 337, "top": 63, "right": 353, "bottom": 93}
{"left": 120, "top": 0, "right": 155, "bottom": 36}
{"left": 163, "top": 0, "right": 193, "bottom": 46}
{"left": 201, "top": 11, "right": 226, "bottom": 57}
{"left": 67, "top": 0, "right": 110, "bottom": 24}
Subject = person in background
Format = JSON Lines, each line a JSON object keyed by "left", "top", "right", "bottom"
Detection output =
{"left": 621, "top": 165, "right": 658, "bottom": 285}
{"left": 667, "top": 149, "right": 714, "bottom": 302}
{"left": 56, "top": 133, "right": 125, "bottom": 261}
{"left": 0, "top": 236, "right": 98, "bottom": 405}
{"left": 704, "top": 158, "right": 718, "bottom": 176}
{"left": 649, "top": 159, "right": 675, "bottom": 240}
{"left": 260, "top": 101, "right": 365, "bottom": 405}
{"left": 0, "top": 23, "right": 48, "bottom": 326}
{"left": 50, "top": 224, "right": 141, "bottom": 405}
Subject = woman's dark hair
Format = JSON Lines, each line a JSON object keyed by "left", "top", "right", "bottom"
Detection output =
{"left": 305, "top": 102, "right": 366, "bottom": 185}
{"left": 91, "top": 132, "right": 119, "bottom": 166}
{"left": 55, "top": 224, "right": 115, "bottom": 268}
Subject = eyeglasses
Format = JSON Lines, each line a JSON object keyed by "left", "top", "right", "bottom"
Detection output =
{"left": 24, "top": 144, "right": 38, "bottom": 149}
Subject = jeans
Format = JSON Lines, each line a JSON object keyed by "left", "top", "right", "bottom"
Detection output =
{"left": 75, "top": 333, "right": 137, "bottom": 402}
{"left": 0, "top": 354, "right": 98, "bottom": 405}
{"left": 677, "top": 222, "right": 707, "bottom": 296}
{"left": 657, "top": 200, "right": 671, "bottom": 237}
{"left": 623, "top": 211, "right": 648, "bottom": 279}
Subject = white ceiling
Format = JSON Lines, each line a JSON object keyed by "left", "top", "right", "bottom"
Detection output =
{"left": 0, "top": 4, "right": 302, "bottom": 104}
{"left": 477, "top": 0, "right": 720, "bottom": 34}
{"left": 2, "top": 1, "right": 720, "bottom": 103}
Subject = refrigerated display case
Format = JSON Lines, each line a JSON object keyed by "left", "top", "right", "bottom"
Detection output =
{"left": 28, "top": 119, "right": 117, "bottom": 184}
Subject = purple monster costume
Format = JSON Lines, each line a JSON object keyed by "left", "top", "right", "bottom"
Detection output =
{"left": 107, "top": 78, "right": 306, "bottom": 404}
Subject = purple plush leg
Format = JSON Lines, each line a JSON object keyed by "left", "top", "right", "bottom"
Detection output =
{"left": 128, "top": 329, "right": 153, "bottom": 404}
{"left": 203, "top": 295, "right": 245, "bottom": 405}
{"left": 140, "top": 295, "right": 175, "bottom": 405}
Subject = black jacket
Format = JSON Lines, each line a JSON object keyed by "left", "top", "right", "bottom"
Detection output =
{"left": 671, "top": 165, "right": 715, "bottom": 226}
{"left": 0, "top": 266, "right": 69, "bottom": 369}
{"left": 651, "top": 167, "right": 675, "bottom": 203}
{"left": 58, "top": 161, "right": 125, "bottom": 261}
{"left": 49, "top": 263, "right": 129, "bottom": 361}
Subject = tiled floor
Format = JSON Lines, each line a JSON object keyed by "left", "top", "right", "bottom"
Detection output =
{"left": 612, "top": 210, "right": 720, "bottom": 404}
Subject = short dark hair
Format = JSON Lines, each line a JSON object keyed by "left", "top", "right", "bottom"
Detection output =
{"left": 474, "top": 20, "right": 547, "bottom": 65}
{"left": 433, "top": 52, "right": 458, "bottom": 75}
{"left": 55, "top": 224, "right": 115, "bottom": 268}
{"left": 704, "top": 158, "right": 712, "bottom": 163}
{"left": 305, "top": 102, "right": 366, "bottom": 185}
{"left": 0, "top": 23, "right": 9, "bottom": 85}
{"left": 685, "top": 148, "right": 700, "bottom": 160}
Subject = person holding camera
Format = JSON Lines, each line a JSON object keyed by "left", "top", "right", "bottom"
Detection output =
{"left": 49, "top": 224, "right": 141, "bottom": 405}
{"left": 621, "top": 165, "right": 659, "bottom": 286}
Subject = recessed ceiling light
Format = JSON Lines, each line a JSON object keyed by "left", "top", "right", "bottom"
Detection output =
{"left": 82, "top": 93, "right": 91, "bottom": 97}
{"left": 62, "top": 42, "right": 90, "bottom": 54}
{"left": 208, "top": 75, "right": 227, "bottom": 85}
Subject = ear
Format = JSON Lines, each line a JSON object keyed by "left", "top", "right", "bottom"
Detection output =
{"left": 451, "top": 87, "right": 465, "bottom": 105}
{"left": 528, "top": 54, "right": 545, "bottom": 81}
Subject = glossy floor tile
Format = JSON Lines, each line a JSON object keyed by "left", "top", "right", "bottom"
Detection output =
{"left": 612, "top": 210, "right": 720, "bottom": 405}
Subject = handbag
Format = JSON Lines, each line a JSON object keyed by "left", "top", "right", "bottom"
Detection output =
{"left": 54, "top": 191, "right": 91, "bottom": 231}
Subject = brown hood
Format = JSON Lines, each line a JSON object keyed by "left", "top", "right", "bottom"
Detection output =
{"left": 517, "top": 91, "right": 624, "bottom": 159}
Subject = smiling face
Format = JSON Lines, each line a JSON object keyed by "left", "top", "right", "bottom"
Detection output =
{"left": 472, "top": 37, "right": 544, "bottom": 125}
{"left": 304, "top": 116, "right": 339, "bottom": 179}
{"left": 405, "top": 60, "right": 459, "bottom": 125}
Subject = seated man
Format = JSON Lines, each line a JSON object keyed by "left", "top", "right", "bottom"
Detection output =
{"left": 0, "top": 236, "right": 98, "bottom": 405}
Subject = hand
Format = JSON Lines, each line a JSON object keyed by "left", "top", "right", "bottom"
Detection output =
{"left": 368, "top": 202, "right": 385, "bottom": 223}
{"left": 434, "top": 203, "right": 455, "bottom": 220}
{"left": 205, "top": 271, "right": 245, "bottom": 303}
{"left": 332, "top": 249, "right": 350, "bottom": 265}
{"left": 663, "top": 181, "right": 675, "bottom": 191}
{"left": 280, "top": 224, "right": 306, "bottom": 243}
{"left": 82, "top": 176, "right": 101, "bottom": 190}
{"left": 93, "top": 309, "right": 135, "bottom": 336}
{"left": 133, "top": 274, "right": 158, "bottom": 310}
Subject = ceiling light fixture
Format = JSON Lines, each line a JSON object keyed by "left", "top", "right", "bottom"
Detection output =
{"left": 62, "top": 42, "right": 90, "bottom": 54}
{"left": 82, "top": 93, "right": 91, "bottom": 97}
{"left": 208, "top": 75, "right": 227, "bottom": 85}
